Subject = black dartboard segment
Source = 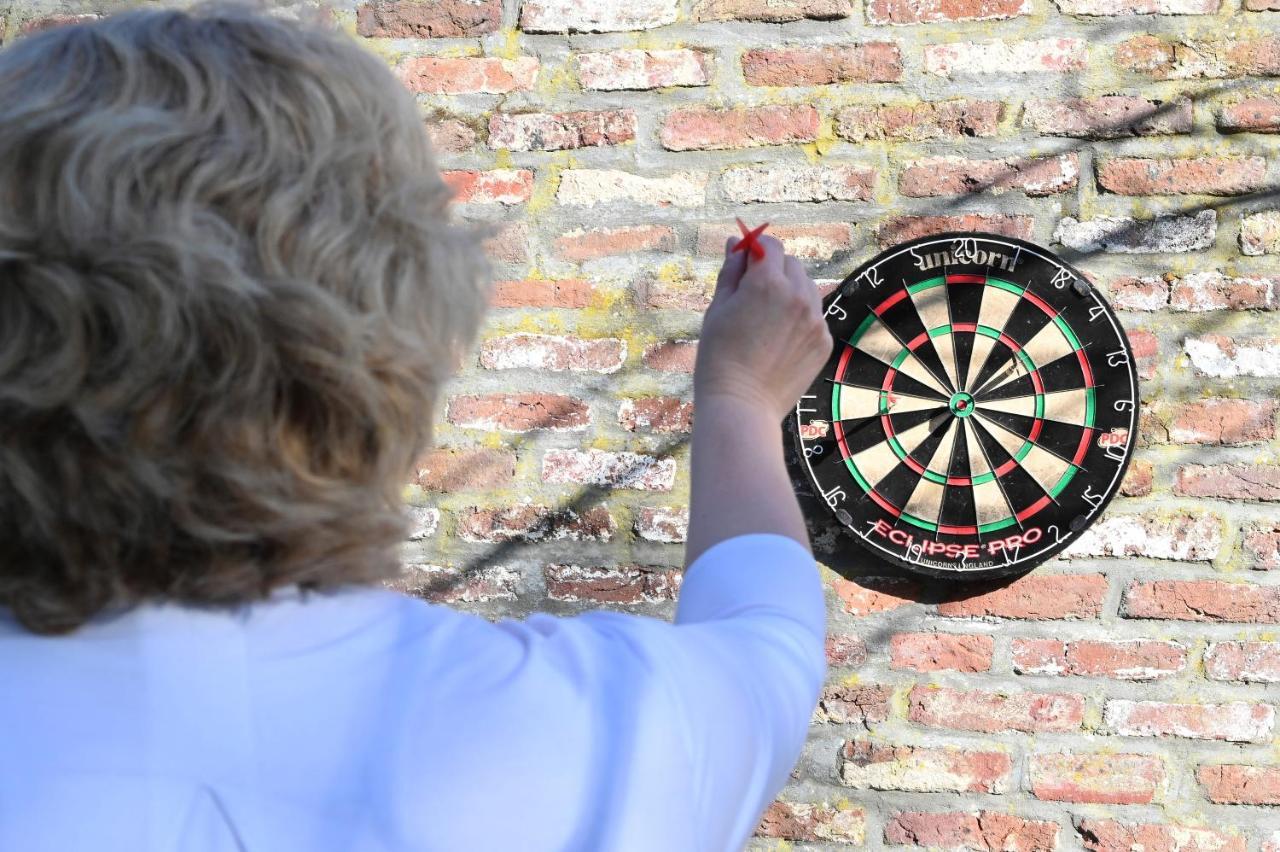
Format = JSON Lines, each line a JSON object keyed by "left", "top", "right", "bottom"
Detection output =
{"left": 792, "top": 232, "right": 1139, "bottom": 580}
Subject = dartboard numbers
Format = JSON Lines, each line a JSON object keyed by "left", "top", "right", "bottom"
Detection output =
{"left": 793, "top": 232, "right": 1139, "bottom": 580}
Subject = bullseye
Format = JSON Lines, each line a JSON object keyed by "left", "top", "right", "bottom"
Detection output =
{"left": 949, "top": 391, "right": 976, "bottom": 418}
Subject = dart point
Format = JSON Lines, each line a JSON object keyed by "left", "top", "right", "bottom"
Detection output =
{"left": 733, "top": 217, "right": 769, "bottom": 262}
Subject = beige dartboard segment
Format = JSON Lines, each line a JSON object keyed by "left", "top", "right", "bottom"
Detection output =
{"left": 855, "top": 317, "right": 950, "bottom": 396}
{"left": 1041, "top": 387, "right": 1090, "bottom": 427}
{"left": 910, "top": 284, "right": 960, "bottom": 388}
{"left": 979, "top": 393, "right": 1037, "bottom": 420}
{"left": 973, "top": 476, "right": 1013, "bottom": 526}
{"left": 963, "top": 419, "right": 992, "bottom": 477}
{"left": 838, "top": 384, "right": 944, "bottom": 421}
{"left": 1022, "top": 319, "right": 1076, "bottom": 371}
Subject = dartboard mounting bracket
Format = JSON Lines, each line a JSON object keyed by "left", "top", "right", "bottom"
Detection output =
{"left": 788, "top": 231, "right": 1139, "bottom": 582}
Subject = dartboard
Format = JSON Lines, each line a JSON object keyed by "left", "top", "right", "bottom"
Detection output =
{"left": 792, "top": 232, "right": 1139, "bottom": 580}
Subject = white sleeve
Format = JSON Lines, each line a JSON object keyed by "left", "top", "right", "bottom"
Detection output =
{"left": 544, "top": 533, "right": 827, "bottom": 851}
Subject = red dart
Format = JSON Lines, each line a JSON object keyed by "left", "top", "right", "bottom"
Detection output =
{"left": 732, "top": 217, "right": 769, "bottom": 262}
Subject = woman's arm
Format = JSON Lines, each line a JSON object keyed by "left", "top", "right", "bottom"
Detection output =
{"left": 685, "top": 235, "right": 834, "bottom": 565}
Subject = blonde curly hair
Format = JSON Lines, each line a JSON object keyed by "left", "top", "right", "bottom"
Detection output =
{"left": 0, "top": 2, "right": 491, "bottom": 634}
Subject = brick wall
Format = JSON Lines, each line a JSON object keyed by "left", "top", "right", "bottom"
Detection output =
{"left": 15, "top": 0, "right": 1280, "bottom": 848}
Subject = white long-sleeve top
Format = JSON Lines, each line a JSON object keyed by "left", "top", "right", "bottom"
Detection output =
{"left": 0, "top": 533, "right": 826, "bottom": 851}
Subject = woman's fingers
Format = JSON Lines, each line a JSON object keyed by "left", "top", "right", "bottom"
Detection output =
{"left": 714, "top": 237, "right": 749, "bottom": 299}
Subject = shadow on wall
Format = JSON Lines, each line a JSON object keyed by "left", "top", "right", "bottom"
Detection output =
{"left": 430, "top": 58, "right": 1274, "bottom": 608}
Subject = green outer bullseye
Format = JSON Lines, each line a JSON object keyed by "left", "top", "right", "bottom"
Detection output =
{"left": 949, "top": 391, "right": 975, "bottom": 418}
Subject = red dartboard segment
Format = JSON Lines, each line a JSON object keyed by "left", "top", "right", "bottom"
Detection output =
{"left": 792, "top": 232, "right": 1140, "bottom": 581}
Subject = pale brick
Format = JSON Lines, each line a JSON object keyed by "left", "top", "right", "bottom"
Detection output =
{"left": 634, "top": 506, "right": 689, "bottom": 543}
{"left": 837, "top": 99, "right": 1003, "bottom": 141}
{"left": 1241, "top": 210, "right": 1280, "bottom": 255}
{"left": 1022, "top": 95, "right": 1192, "bottom": 138}
{"left": 478, "top": 333, "right": 625, "bottom": 373}
{"left": 1053, "top": 210, "right": 1216, "bottom": 253}
{"left": 1170, "top": 271, "right": 1279, "bottom": 310}
{"left": 697, "top": 222, "right": 854, "bottom": 261}
{"left": 576, "top": 49, "right": 712, "bottom": 90}
{"left": 544, "top": 563, "right": 681, "bottom": 603}
{"left": 838, "top": 741, "right": 1013, "bottom": 793}
{"left": 692, "top": 0, "right": 854, "bottom": 21}
{"left": 407, "top": 506, "right": 440, "bottom": 540}
{"left": 519, "top": 0, "right": 677, "bottom": 32}
{"left": 1028, "top": 753, "right": 1165, "bottom": 804}
{"left": 456, "top": 504, "right": 614, "bottom": 543}
{"left": 1062, "top": 513, "right": 1222, "bottom": 561}
{"left": 556, "top": 169, "right": 707, "bottom": 208}
{"left": 1102, "top": 700, "right": 1274, "bottom": 743}
{"left": 869, "top": 0, "right": 1031, "bottom": 24}
{"left": 488, "top": 110, "right": 636, "bottom": 151}
{"left": 390, "top": 563, "right": 518, "bottom": 604}
{"left": 1204, "top": 641, "right": 1280, "bottom": 683}
{"left": 817, "top": 683, "right": 892, "bottom": 726}
{"left": 1116, "top": 34, "right": 1280, "bottom": 80}
{"left": 618, "top": 397, "right": 693, "bottom": 433}
{"left": 925, "top": 38, "right": 1086, "bottom": 77}
{"left": 899, "top": 153, "right": 1078, "bottom": 197}
{"left": 542, "top": 449, "right": 676, "bottom": 491}
{"left": 1175, "top": 463, "right": 1280, "bottom": 500}
{"left": 756, "top": 801, "right": 865, "bottom": 844}
{"left": 1108, "top": 275, "right": 1169, "bottom": 311}
{"left": 721, "top": 164, "right": 875, "bottom": 203}
{"left": 554, "top": 225, "right": 677, "bottom": 261}
{"left": 1056, "top": 0, "right": 1218, "bottom": 12}
{"left": 908, "top": 686, "right": 1085, "bottom": 733}
{"left": 426, "top": 116, "right": 478, "bottom": 154}
{"left": 1184, "top": 334, "right": 1280, "bottom": 377}
{"left": 1245, "top": 525, "right": 1280, "bottom": 569}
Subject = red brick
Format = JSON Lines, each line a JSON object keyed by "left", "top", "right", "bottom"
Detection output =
{"left": 441, "top": 169, "right": 533, "bottom": 205}
{"left": 1175, "top": 463, "right": 1280, "bottom": 500}
{"left": 868, "top": 0, "right": 1029, "bottom": 22}
{"left": 1244, "top": 525, "right": 1280, "bottom": 570}
{"left": 836, "top": 99, "right": 1003, "bottom": 141}
{"left": 1022, "top": 95, "right": 1192, "bottom": 138}
{"left": 1012, "top": 639, "right": 1183, "bottom": 680}
{"left": 1124, "top": 580, "right": 1280, "bottom": 623}
{"left": 817, "top": 684, "right": 892, "bottom": 725}
{"left": 544, "top": 563, "right": 680, "bottom": 604}
{"left": 1108, "top": 275, "right": 1169, "bottom": 311}
{"left": 756, "top": 801, "right": 865, "bottom": 843}
{"left": 839, "top": 741, "right": 1013, "bottom": 793}
{"left": 483, "top": 222, "right": 530, "bottom": 263}
{"left": 876, "top": 214, "right": 1033, "bottom": 248}
{"left": 1098, "top": 157, "right": 1266, "bottom": 196}
{"left": 1076, "top": 819, "right": 1245, "bottom": 852}
{"left": 908, "top": 686, "right": 1084, "bottom": 734}
{"left": 479, "top": 334, "right": 625, "bottom": 373}
{"left": 938, "top": 574, "right": 1108, "bottom": 620}
{"left": 1120, "top": 459, "right": 1154, "bottom": 496}
{"left": 1204, "top": 641, "right": 1280, "bottom": 683}
{"left": 1116, "top": 34, "right": 1280, "bottom": 79}
{"left": 542, "top": 449, "right": 676, "bottom": 491}
{"left": 1170, "top": 271, "right": 1279, "bottom": 311}
{"left": 1102, "top": 699, "right": 1274, "bottom": 742}
{"left": 900, "top": 154, "right": 1078, "bottom": 197}
{"left": 576, "top": 48, "right": 713, "bottom": 90}
{"left": 397, "top": 56, "right": 538, "bottom": 95}
{"left": 1246, "top": 0, "right": 1280, "bottom": 8}
{"left": 1028, "top": 753, "right": 1165, "bottom": 804}
{"left": 1166, "top": 399, "right": 1277, "bottom": 445}
{"left": 426, "top": 116, "right": 479, "bottom": 154}
{"left": 1219, "top": 96, "right": 1280, "bottom": 132}
{"left": 885, "top": 811, "right": 1058, "bottom": 852}
{"left": 1127, "top": 329, "right": 1158, "bottom": 380}
{"left": 692, "top": 0, "right": 854, "bottom": 20}
{"left": 642, "top": 340, "right": 698, "bottom": 373}
{"left": 355, "top": 0, "right": 501, "bottom": 37}
{"left": 742, "top": 44, "right": 901, "bottom": 86}
{"left": 1197, "top": 764, "right": 1280, "bottom": 805}
{"left": 413, "top": 448, "right": 516, "bottom": 491}
{"left": 390, "top": 563, "right": 518, "bottom": 604}
{"left": 696, "top": 222, "right": 854, "bottom": 261}
{"left": 890, "top": 633, "right": 993, "bottom": 672}
{"left": 456, "top": 504, "right": 614, "bottom": 543}
{"left": 490, "top": 278, "right": 595, "bottom": 309}
{"left": 660, "top": 105, "right": 819, "bottom": 151}
{"left": 634, "top": 506, "right": 688, "bottom": 543}
{"left": 488, "top": 110, "right": 635, "bottom": 151}
{"left": 553, "top": 225, "right": 677, "bottom": 261}
{"left": 831, "top": 577, "right": 921, "bottom": 616}
{"left": 825, "top": 633, "right": 869, "bottom": 667}
{"left": 446, "top": 393, "right": 590, "bottom": 432}
{"left": 618, "top": 397, "right": 693, "bottom": 433}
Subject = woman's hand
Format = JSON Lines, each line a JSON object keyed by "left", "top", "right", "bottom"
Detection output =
{"left": 693, "top": 235, "right": 833, "bottom": 422}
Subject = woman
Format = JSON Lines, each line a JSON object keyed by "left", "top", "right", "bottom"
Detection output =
{"left": 0, "top": 4, "right": 834, "bottom": 850}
